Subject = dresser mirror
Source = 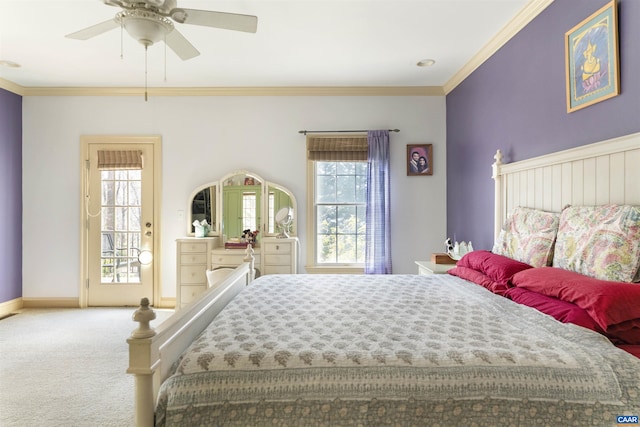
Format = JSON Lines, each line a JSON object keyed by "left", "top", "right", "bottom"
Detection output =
{"left": 189, "top": 184, "right": 217, "bottom": 234}
{"left": 222, "top": 171, "right": 263, "bottom": 240}
{"left": 266, "top": 183, "right": 296, "bottom": 236}
{"left": 187, "top": 170, "right": 297, "bottom": 242}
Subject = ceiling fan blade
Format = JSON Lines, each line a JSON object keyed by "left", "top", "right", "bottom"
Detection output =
{"left": 102, "top": 0, "right": 127, "bottom": 7}
{"left": 165, "top": 29, "right": 200, "bottom": 60}
{"left": 170, "top": 8, "right": 258, "bottom": 33}
{"left": 65, "top": 19, "right": 119, "bottom": 40}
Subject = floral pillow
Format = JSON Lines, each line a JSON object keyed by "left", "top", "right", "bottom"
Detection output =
{"left": 492, "top": 207, "right": 560, "bottom": 268}
{"left": 552, "top": 205, "right": 640, "bottom": 283}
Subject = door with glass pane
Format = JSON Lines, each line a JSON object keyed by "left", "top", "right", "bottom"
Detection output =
{"left": 86, "top": 142, "right": 155, "bottom": 306}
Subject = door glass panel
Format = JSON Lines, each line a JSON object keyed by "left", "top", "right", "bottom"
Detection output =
{"left": 242, "top": 192, "right": 257, "bottom": 231}
{"left": 100, "top": 170, "right": 142, "bottom": 283}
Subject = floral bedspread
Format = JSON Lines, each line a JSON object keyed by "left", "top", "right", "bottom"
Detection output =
{"left": 156, "top": 274, "right": 640, "bottom": 426}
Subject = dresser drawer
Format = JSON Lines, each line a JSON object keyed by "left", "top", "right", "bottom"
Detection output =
{"left": 180, "top": 285, "right": 207, "bottom": 305}
{"left": 180, "top": 253, "right": 208, "bottom": 265}
{"left": 180, "top": 265, "right": 207, "bottom": 284}
{"left": 211, "top": 251, "right": 261, "bottom": 268}
{"left": 180, "top": 242, "right": 208, "bottom": 253}
{"left": 212, "top": 253, "right": 246, "bottom": 267}
{"left": 263, "top": 265, "right": 292, "bottom": 275}
{"left": 264, "top": 254, "right": 291, "bottom": 265}
{"left": 263, "top": 241, "right": 292, "bottom": 254}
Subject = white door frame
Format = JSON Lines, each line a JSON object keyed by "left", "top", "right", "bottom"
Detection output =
{"left": 79, "top": 135, "right": 162, "bottom": 308}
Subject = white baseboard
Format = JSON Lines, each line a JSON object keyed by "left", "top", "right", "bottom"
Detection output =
{"left": 6, "top": 297, "right": 173, "bottom": 310}
{"left": 0, "top": 298, "right": 23, "bottom": 318}
{"left": 22, "top": 297, "right": 80, "bottom": 308}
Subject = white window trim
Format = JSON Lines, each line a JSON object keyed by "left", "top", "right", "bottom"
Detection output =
{"left": 305, "top": 159, "right": 365, "bottom": 274}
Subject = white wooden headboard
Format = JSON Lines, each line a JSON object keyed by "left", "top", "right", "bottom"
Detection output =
{"left": 492, "top": 131, "right": 640, "bottom": 239}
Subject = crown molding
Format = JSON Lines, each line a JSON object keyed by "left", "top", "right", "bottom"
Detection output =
{"left": 2, "top": 0, "right": 552, "bottom": 98}
{"left": 8, "top": 85, "right": 443, "bottom": 97}
{"left": 443, "top": 0, "right": 554, "bottom": 94}
{"left": 0, "top": 78, "right": 25, "bottom": 96}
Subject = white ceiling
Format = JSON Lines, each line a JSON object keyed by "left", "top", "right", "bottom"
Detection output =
{"left": 0, "top": 0, "right": 539, "bottom": 90}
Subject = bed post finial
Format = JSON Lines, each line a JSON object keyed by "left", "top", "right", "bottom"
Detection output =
{"left": 492, "top": 149, "right": 503, "bottom": 179}
{"left": 492, "top": 149, "right": 504, "bottom": 242}
{"left": 244, "top": 244, "right": 256, "bottom": 281}
{"left": 131, "top": 297, "right": 157, "bottom": 338}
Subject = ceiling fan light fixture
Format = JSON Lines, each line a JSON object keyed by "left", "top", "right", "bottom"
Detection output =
{"left": 117, "top": 10, "right": 174, "bottom": 46}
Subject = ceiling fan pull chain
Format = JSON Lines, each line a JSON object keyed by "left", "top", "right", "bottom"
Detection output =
{"left": 145, "top": 45, "right": 148, "bottom": 102}
{"left": 120, "top": 21, "right": 124, "bottom": 60}
{"left": 164, "top": 34, "right": 167, "bottom": 82}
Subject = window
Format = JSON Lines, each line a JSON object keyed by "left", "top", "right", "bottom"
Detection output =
{"left": 241, "top": 192, "right": 257, "bottom": 231}
{"left": 306, "top": 134, "right": 368, "bottom": 272}
{"left": 100, "top": 169, "right": 142, "bottom": 283}
{"left": 268, "top": 192, "right": 275, "bottom": 233}
{"left": 315, "top": 161, "right": 367, "bottom": 264}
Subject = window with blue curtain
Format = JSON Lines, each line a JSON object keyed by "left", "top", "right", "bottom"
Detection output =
{"left": 306, "top": 132, "right": 391, "bottom": 273}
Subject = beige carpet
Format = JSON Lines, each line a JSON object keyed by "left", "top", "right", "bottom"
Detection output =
{"left": 0, "top": 307, "right": 173, "bottom": 427}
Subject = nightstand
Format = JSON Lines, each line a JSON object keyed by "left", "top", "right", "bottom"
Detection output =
{"left": 415, "top": 260, "right": 456, "bottom": 275}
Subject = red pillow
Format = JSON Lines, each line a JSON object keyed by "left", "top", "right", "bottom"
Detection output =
{"left": 511, "top": 267, "right": 640, "bottom": 329}
{"left": 503, "top": 287, "right": 602, "bottom": 333}
{"left": 448, "top": 266, "right": 510, "bottom": 295}
{"left": 456, "top": 250, "right": 533, "bottom": 287}
{"left": 606, "top": 320, "right": 640, "bottom": 345}
{"left": 617, "top": 345, "right": 640, "bottom": 359}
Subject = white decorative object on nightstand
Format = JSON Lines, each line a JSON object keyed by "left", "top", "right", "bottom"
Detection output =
{"left": 415, "top": 260, "right": 456, "bottom": 275}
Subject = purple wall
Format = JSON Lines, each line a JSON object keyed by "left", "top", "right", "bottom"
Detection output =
{"left": 0, "top": 88, "right": 22, "bottom": 303}
{"left": 446, "top": 0, "right": 640, "bottom": 250}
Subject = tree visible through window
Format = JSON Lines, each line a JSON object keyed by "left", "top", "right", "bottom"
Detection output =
{"left": 315, "top": 161, "right": 367, "bottom": 263}
{"left": 101, "top": 170, "right": 142, "bottom": 283}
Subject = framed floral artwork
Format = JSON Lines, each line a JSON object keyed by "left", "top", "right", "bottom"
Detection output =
{"left": 565, "top": 0, "right": 619, "bottom": 113}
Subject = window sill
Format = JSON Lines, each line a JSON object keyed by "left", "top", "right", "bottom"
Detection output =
{"left": 305, "top": 265, "right": 365, "bottom": 274}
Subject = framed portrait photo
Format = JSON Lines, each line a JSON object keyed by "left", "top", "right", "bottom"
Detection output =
{"left": 565, "top": 0, "right": 619, "bottom": 113}
{"left": 407, "top": 144, "right": 433, "bottom": 176}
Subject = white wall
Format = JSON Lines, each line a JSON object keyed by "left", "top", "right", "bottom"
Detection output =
{"left": 22, "top": 95, "right": 446, "bottom": 300}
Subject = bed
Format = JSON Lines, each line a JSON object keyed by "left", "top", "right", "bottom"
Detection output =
{"left": 128, "top": 131, "right": 640, "bottom": 426}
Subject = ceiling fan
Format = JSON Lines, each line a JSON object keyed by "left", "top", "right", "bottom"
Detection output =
{"left": 65, "top": 0, "right": 258, "bottom": 61}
